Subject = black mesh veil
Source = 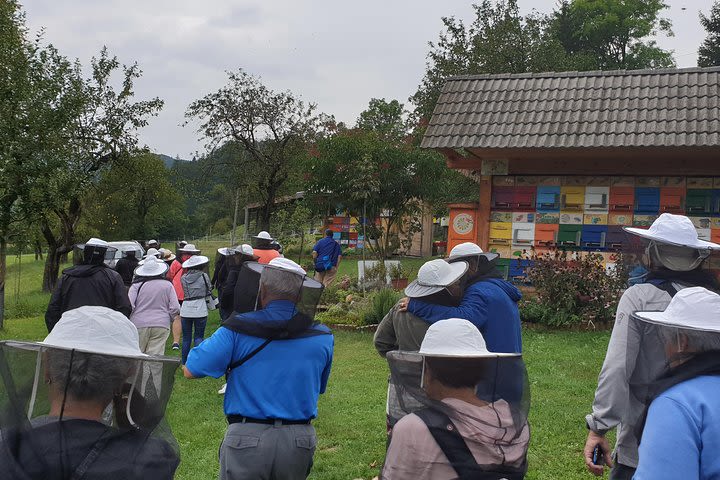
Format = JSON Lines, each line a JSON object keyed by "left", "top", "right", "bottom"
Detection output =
{"left": 385, "top": 351, "right": 530, "bottom": 479}
{"left": 0, "top": 341, "right": 180, "bottom": 479}
{"left": 72, "top": 244, "right": 118, "bottom": 266}
{"left": 627, "top": 315, "right": 720, "bottom": 441}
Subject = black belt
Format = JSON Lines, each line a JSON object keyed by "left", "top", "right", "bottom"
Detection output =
{"left": 227, "top": 415, "right": 311, "bottom": 425}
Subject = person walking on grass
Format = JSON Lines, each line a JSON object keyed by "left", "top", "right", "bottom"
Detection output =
{"left": 252, "top": 231, "right": 281, "bottom": 264}
{"left": 583, "top": 213, "right": 720, "bottom": 479}
{"left": 312, "top": 229, "right": 342, "bottom": 287}
{"left": 115, "top": 250, "right": 139, "bottom": 288}
{"left": 179, "top": 254, "right": 214, "bottom": 364}
{"left": 184, "top": 258, "right": 333, "bottom": 480}
{"left": 45, "top": 238, "right": 131, "bottom": 332}
{"left": 129, "top": 256, "right": 180, "bottom": 356}
{"left": 167, "top": 242, "right": 201, "bottom": 350}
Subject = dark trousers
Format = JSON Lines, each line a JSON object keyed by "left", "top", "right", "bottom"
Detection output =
{"left": 610, "top": 463, "right": 636, "bottom": 480}
{"left": 180, "top": 316, "right": 207, "bottom": 364}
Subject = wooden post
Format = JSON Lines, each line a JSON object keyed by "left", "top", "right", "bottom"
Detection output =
{"left": 477, "top": 175, "right": 492, "bottom": 251}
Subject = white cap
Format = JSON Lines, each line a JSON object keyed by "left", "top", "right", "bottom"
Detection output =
{"left": 178, "top": 243, "right": 201, "bottom": 254}
{"left": 624, "top": 213, "right": 720, "bottom": 251}
{"left": 85, "top": 238, "right": 108, "bottom": 248}
{"left": 144, "top": 248, "right": 160, "bottom": 258}
{"left": 237, "top": 244, "right": 255, "bottom": 256}
{"left": 404, "top": 259, "right": 468, "bottom": 298}
{"left": 135, "top": 256, "right": 169, "bottom": 277}
{"left": 41, "top": 306, "right": 146, "bottom": 358}
{"left": 182, "top": 255, "right": 209, "bottom": 269}
{"left": 420, "top": 318, "right": 518, "bottom": 357}
{"left": 147, "top": 239, "right": 159, "bottom": 245}
{"left": 268, "top": 257, "right": 306, "bottom": 276}
{"left": 448, "top": 242, "right": 499, "bottom": 262}
{"left": 254, "top": 231, "right": 273, "bottom": 240}
{"left": 634, "top": 287, "right": 720, "bottom": 332}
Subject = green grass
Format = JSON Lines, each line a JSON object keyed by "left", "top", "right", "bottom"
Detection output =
{"left": 0, "top": 255, "right": 614, "bottom": 479}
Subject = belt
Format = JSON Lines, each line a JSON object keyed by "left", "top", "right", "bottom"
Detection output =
{"left": 227, "top": 415, "right": 311, "bottom": 426}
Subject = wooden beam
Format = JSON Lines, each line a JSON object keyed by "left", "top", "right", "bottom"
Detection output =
{"left": 439, "top": 148, "right": 480, "bottom": 170}
{"left": 476, "top": 176, "right": 492, "bottom": 251}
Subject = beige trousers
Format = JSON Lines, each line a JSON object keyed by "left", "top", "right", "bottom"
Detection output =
{"left": 314, "top": 267, "right": 337, "bottom": 287}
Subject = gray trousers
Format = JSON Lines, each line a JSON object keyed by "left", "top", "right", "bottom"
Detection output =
{"left": 610, "top": 463, "right": 636, "bottom": 480}
{"left": 219, "top": 421, "right": 316, "bottom": 480}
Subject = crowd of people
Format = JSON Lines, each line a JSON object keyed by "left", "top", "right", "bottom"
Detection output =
{"left": 2, "top": 212, "right": 719, "bottom": 479}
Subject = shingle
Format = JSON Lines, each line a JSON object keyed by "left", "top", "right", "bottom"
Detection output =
{"left": 422, "top": 67, "right": 720, "bottom": 150}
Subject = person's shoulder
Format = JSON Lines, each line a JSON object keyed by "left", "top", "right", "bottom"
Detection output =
{"left": 393, "top": 412, "right": 430, "bottom": 438}
{"left": 660, "top": 375, "right": 720, "bottom": 404}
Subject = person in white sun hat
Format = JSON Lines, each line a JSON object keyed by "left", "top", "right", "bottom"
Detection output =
{"left": 166, "top": 243, "right": 202, "bottom": 350}
{"left": 382, "top": 318, "right": 530, "bottom": 480}
{"left": 129, "top": 256, "right": 180, "bottom": 356}
{"left": 584, "top": 213, "right": 720, "bottom": 479}
{"left": 375, "top": 258, "right": 468, "bottom": 436}
{"left": 179, "top": 255, "right": 213, "bottom": 364}
{"left": 252, "top": 231, "right": 282, "bottom": 264}
{"left": 401, "top": 242, "right": 522, "bottom": 354}
{"left": 625, "top": 287, "right": 720, "bottom": 480}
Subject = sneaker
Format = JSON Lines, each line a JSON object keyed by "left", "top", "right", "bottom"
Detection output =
{"left": 172, "top": 343, "right": 180, "bottom": 351}
{"left": 218, "top": 384, "right": 227, "bottom": 395}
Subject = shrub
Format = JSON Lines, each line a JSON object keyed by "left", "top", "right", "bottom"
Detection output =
{"left": 360, "top": 288, "right": 401, "bottom": 326}
{"left": 526, "top": 250, "right": 628, "bottom": 328}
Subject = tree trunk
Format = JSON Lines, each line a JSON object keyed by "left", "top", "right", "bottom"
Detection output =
{"left": 42, "top": 199, "right": 82, "bottom": 292}
{"left": 41, "top": 220, "right": 61, "bottom": 293}
{"left": 0, "top": 235, "right": 6, "bottom": 329}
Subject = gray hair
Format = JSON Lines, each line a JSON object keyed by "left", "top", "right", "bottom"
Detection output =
{"left": 46, "top": 349, "right": 134, "bottom": 404}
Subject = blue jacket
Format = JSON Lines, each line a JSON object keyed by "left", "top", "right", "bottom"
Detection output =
{"left": 408, "top": 278, "right": 522, "bottom": 353}
{"left": 634, "top": 375, "right": 720, "bottom": 480}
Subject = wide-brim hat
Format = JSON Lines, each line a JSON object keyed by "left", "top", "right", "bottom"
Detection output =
{"left": 143, "top": 248, "right": 160, "bottom": 259}
{"left": 253, "top": 231, "right": 274, "bottom": 241}
{"left": 232, "top": 244, "right": 259, "bottom": 260}
{"left": 448, "top": 242, "right": 499, "bottom": 262}
{"left": 158, "top": 248, "right": 175, "bottom": 262}
{"left": 135, "top": 257, "right": 169, "bottom": 277}
{"left": 178, "top": 243, "right": 201, "bottom": 254}
{"left": 420, "top": 318, "right": 519, "bottom": 358}
{"left": 405, "top": 259, "right": 468, "bottom": 298}
{"left": 633, "top": 286, "right": 720, "bottom": 332}
{"left": 245, "top": 260, "right": 322, "bottom": 289}
{"left": 217, "top": 247, "right": 232, "bottom": 256}
{"left": 41, "top": 306, "right": 148, "bottom": 358}
{"left": 182, "top": 255, "right": 209, "bottom": 269}
{"left": 624, "top": 213, "right": 720, "bottom": 251}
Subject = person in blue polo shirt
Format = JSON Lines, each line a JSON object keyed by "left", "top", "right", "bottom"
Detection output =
{"left": 400, "top": 242, "right": 522, "bottom": 354}
{"left": 312, "top": 229, "right": 342, "bottom": 287}
{"left": 184, "top": 258, "right": 333, "bottom": 480}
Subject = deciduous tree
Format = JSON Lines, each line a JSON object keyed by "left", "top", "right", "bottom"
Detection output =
{"left": 699, "top": 1, "right": 720, "bottom": 67}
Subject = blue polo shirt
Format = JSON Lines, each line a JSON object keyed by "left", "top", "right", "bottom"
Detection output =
{"left": 186, "top": 301, "right": 334, "bottom": 420}
{"left": 313, "top": 237, "right": 342, "bottom": 269}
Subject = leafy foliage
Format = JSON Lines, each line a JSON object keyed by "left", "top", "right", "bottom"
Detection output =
{"left": 525, "top": 250, "right": 628, "bottom": 328}
{"left": 361, "top": 288, "right": 401, "bottom": 326}
{"left": 699, "top": 1, "right": 720, "bottom": 67}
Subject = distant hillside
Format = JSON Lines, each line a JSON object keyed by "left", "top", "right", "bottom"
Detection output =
{"left": 158, "top": 153, "right": 190, "bottom": 169}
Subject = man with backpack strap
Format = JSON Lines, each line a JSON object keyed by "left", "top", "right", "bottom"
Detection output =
{"left": 184, "top": 258, "right": 333, "bottom": 480}
{"left": 312, "top": 229, "right": 342, "bottom": 287}
{"left": 583, "top": 213, "right": 720, "bottom": 479}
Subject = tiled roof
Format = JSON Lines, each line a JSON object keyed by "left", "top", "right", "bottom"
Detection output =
{"left": 421, "top": 67, "right": 720, "bottom": 150}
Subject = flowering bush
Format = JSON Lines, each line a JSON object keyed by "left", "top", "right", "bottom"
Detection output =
{"left": 525, "top": 249, "right": 628, "bottom": 328}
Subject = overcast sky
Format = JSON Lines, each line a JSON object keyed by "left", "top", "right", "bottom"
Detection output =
{"left": 24, "top": 0, "right": 713, "bottom": 159}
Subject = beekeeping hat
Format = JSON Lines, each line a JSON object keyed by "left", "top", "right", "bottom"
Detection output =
{"left": 625, "top": 213, "right": 720, "bottom": 251}
{"left": 404, "top": 259, "right": 468, "bottom": 298}
{"left": 178, "top": 243, "right": 201, "bottom": 254}
{"left": 182, "top": 255, "right": 209, "bottom": 269}
{"left": 420, "top": 319, "right": 519, "bottom": 358}
{"left": 253, "top": 231, "right": 274, "bottom": 241}
{"left": 73, "top": 238, "right": 115, "bottom": 266}
{"left": 448, "top": 242, "right": 499, "bottom": 263}
{"left": 134, "top": 256, "right": 169, "bottom": 278}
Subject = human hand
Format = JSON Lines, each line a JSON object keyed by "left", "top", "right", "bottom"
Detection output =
{"left": 398, "top": 297, "right": 409, "bottom": 312}
{"left": 583, "top": 430, "right": 613, "bottom": 476}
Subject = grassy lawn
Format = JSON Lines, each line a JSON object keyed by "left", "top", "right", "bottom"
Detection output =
{"left": 1, "top": 254, "right": 613, "bottom": 479}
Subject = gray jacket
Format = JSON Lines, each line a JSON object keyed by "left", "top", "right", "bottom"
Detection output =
{"left": 586, "top": 282, "right": 683, "bottom": 467}
{"left": 374, "top": 303, "right": 431, "bottom": 426}
{"left": 180, "top": 270, "right": 212, "bottom": 319}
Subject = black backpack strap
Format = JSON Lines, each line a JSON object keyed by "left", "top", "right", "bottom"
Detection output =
{"left": 225, "top": 338, "right": 273, "bottom": 377}
{"left": 414, "top": 408, "right": 480, "bottom": 480}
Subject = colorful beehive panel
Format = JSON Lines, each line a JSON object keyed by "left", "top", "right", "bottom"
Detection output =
{"left": 605, "top": 226, "right": 626, "bottom": 250}
{"left": 585, "top": 186, "right": 609, "bottom": 213}
{"left": 536, "top": 186, "right": 561, "bottom": 212}
{"left": 686, "top": 189, "right": 713, "bottom": 216}
{"left": 491, "top": 187, "right": 515, "bottom": 211}
{"left": 560, "top": 186, "right": 585, "bottom": 211}
{"left": 634, "top": 187, "right": 660, "bottom": 214}
{"left": 534, "top": 223, "right": 558, "bottom": 246}
{"left": 713, "top": 190, "right": 720, "bottom": 215}
{"left": 512, "top": 222, "right": 535, "bottom": 246}
{"left": 513, "top": 186, "right": 536, "bottom": 212}
{"left": 558, "top": 224, "right": 582, "bottom": 247}
{"left": 609, "top": 186, "right": 635, "bottom": 212}
{"left": 659, "top": 187, "right": 685, "bottom": 214}
{"left": 489, "top": 222, "right": 512, "bottom": 246}
{"left": 581, "top": 225, "right": 608, "bottom": 250}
